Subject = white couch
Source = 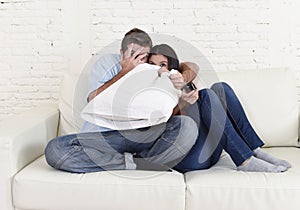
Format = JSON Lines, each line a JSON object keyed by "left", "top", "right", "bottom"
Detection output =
{"left": 1, "top": 67, "right": 300, "bottom": 210}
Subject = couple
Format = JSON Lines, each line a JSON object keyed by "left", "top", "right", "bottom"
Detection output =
{"left": 45, "top": 28, "right": 291, "bottom": 173}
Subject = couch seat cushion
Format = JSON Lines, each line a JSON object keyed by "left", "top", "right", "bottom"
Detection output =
{"left": 185, "top": 147, "right": 300, "bottom": 210}
{"left": 13, "top": 156, "right": 185, "bottom": 210}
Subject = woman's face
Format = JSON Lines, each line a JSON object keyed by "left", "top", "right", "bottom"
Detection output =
{"left": 148, "top": 54, "right": 169, "bottom": 70}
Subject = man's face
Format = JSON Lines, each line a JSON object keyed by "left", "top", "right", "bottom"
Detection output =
{"left": 123, "top": 43, "right": 150, "bottom": 63}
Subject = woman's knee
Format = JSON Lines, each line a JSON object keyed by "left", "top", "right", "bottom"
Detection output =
{"left": 198, "top": 88, "right": 220, "bottom": 104}
{"left": 211, "top": 82, "right": 232, "bottom": 93}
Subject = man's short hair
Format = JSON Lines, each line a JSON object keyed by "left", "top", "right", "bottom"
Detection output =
{"left": 121, "top": 28, "right": 152, "bottom": 52}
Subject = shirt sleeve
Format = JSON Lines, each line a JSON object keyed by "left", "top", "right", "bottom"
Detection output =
{"left": 88, "top": 54, "right": 121, "bottom": 95}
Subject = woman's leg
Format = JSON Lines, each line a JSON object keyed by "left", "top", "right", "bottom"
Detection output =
{"left": 211, "top": 82, "right": 291, "bottom": 169}
{"left": 175, "top": 88, "right": 287, "bottom": 173}
{"left": 210, "top": 82, "right": 264, "bottom": 150}
{"left": 175, "top": 88, "right": 254, "bottom": 172}
{"left": 173, "top": 111, "right": 223, "bottom": 173}
{"left": 132, "top": 115, "right": 198, "bottom": 169}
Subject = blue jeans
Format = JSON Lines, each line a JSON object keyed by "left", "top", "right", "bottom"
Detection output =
{"left": 174, "top": 82, "right": 264, "bottom": 173}
{"left": 45, "top": 115, "right": 198, "bottom": 173}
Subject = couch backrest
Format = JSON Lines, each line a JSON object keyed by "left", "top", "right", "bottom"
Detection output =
{"left": 58, "top": 70, "right": 88, "bottom": 135}
{"left": 214, "top": 68, "right": 298, "bottom": 147}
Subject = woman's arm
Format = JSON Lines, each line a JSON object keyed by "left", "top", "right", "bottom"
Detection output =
{"left": 167, "top": 61, "right": 199, "bottom": 90}
{"left": 172, "top": 90, "right": 199, "bottom": 115}
{"left": 180, "top": 62, "right": 199, "bottom": 83}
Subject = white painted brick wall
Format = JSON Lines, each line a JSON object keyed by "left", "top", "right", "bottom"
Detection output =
{"left": 0, "top": 0, "right": 65, "bottom": 120}
{"left": 0, "top": 0, "right": 300, "bottom": 121}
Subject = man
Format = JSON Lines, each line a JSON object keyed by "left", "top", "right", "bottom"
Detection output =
{"left": 45, "top": 28, "right": 198, "bottom": 173}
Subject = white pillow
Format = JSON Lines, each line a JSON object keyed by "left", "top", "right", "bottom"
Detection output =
{"left": 81, "top": 63, "right": 181, "bottom": 130}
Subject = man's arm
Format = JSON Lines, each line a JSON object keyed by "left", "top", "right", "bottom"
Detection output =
{"left": 88, "top": 70, "right": 127, "bottom": 102}
{"left": 88, "top": 47, "right": 148, "bottom": 102}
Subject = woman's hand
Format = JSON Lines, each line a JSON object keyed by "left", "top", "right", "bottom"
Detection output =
{"left": 158, "top": 68, "right": 185, "bottom": 90}
{"left": 169, "top": 71, "right": 185, "bottom": 90}
{"left": 158, "top": 67, "right": 170, "bottom": 76}
{"left": 180, "top": 89, "right": 198, "bottom": 105}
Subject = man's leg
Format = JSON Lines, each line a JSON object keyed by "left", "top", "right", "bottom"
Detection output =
{"left": 45, "top": 117, "right": 197, "bottom": 173}
{"left": 45, "top": 132, "right": 134, "bottom": 173}
{"left": 133, "top": 115, "right": 198, "bottom": 169}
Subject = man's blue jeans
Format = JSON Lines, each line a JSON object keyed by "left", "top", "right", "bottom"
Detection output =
{"left": 45, "top": 115, "right": 198, "bottom": 173}
{"left": 174, "top": 82, "right": 264, "bottom": 173}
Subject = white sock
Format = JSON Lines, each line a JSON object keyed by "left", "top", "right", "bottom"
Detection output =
{"left": 237, "top": 156, "right": 287, "bottom": 173}
{"left": 254, "top": 148, "right": 291, "bottom": 168}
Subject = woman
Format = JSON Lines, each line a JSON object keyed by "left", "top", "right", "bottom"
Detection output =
{"left": 148, "top": 44, "right": 291, "bottom": 173}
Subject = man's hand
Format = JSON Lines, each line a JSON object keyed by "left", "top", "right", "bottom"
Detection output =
{"left": 120, "top": 44, "right": 148, "bottom": 74}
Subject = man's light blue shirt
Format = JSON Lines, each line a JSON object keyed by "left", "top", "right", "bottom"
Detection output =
{"left": 80, "top": 54, "right": 121, "bottom": 133}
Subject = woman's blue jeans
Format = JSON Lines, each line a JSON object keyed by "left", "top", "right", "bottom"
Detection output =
{"left": 45, "top": 115, "right": 198, "bottom": 173}
{"left": 174, "top": 82, "right": 264, "bottom": 173}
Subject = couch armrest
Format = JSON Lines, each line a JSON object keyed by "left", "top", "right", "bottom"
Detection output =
{"left": 0, "top": 105, "right": 59, "bottom": 210}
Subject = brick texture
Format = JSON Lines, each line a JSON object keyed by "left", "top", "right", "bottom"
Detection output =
{"left": 0, "top": 0, "right": 300, "bottom": 121}
{"left": 0, "top": 0, "right": 64, "bottom": 120}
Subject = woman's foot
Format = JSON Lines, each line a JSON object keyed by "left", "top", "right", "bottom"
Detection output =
{"left": 237, "top": 156, "right": 287, "bottom": 173}
{"left": 254, "top": 148, "right": 292, "bottom": 168}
